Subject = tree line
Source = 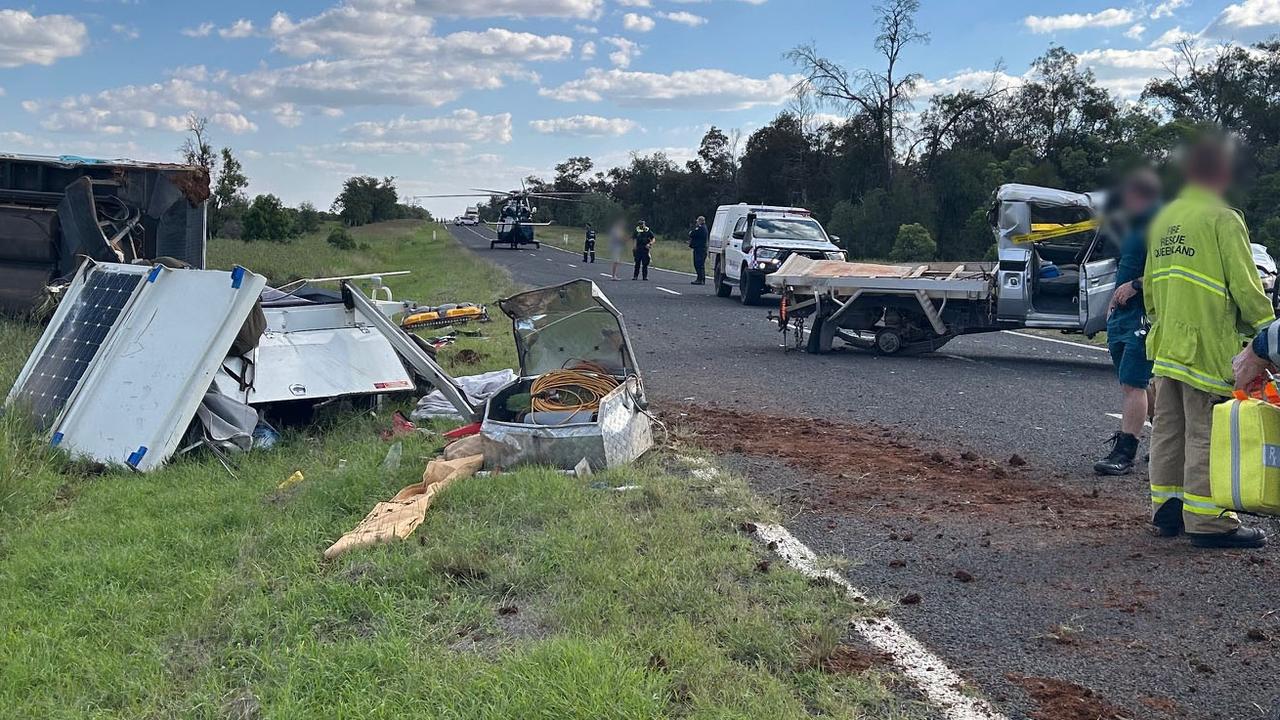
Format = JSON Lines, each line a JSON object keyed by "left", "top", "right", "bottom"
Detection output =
{"left": 180, "top": 115, "right": 431, "bottom": 244}
{"left": 507, "top": 0, "right": 1280, "bottom": 262}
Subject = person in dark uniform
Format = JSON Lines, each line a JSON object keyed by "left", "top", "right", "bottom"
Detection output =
{"left": 688, "top": 216, "right": 708, "bottom": 285}
{"left": 583, "top": 223, "right": 597, "bottom": 263}
{"left": 633, "top": 221, "right": 654, "bottom": 280}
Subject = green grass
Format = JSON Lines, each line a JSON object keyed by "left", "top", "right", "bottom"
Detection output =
{"left": 539, "top": 224, "right": 697, "bottom": 275}
{"left": 0, "top": 221, "right": 921, "bottom": 719}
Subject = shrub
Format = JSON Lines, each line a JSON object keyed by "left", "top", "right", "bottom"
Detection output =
{"left": 327, "top": 227, "right": 357, "bottom": 250}
{"left": 890, "top": 223, "right": 937, "bottom": 262}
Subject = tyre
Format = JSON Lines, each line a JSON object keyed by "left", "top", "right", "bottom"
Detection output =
{"left": 874, "top": 328, "right": 904, "bottom": 355}
{"left": 739, "top": 268, "right": 762, "bottom": 305}
{"left": 714, "top": 259, "right": 733, "bottom": 298}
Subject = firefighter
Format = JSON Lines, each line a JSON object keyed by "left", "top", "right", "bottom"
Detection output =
{"left": 1144, "top": 136, "right": 1275, "bottom": 548}
{"left": 583, "top": 223, "right": 597, "bottom": 263}
{"left": 1094, "top": 169, "right": 1161, "bottom": 476}
{"left": 633, "top": 220, "right": 655, "bottom": 281}
{"left": 688, "top": 216, "right": 709, "bottom": 285}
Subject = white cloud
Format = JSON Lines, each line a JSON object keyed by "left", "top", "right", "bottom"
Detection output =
{"left": 1125, "top": 23, "right": 1146, "bottom": 39}
{"left": 182, "top": 22, "right": 214, "bottom": 38}
{"left": 112, "top": 24, "right": 140, "bottom": 41}
{"left": 914, "top": 68, "right": 1023, "bottom": 98}
{"left": 581, "top": 40, "right": 597, "bottom": 59}
{"left": 0, "top": 10, "right": 87, "bottom": 68}
{"left": 1150, "top": 0, "right": 1189, "bottom": 19}
{"left": 272, "top": 103, "right": 304, "bottom": 127}
{"left": 344, "top": 110, "right": 513, "bottom": 144}
{"left": 617, "top": 0, "right": 651, "bottom": 6}
{"left": 1210, "top": 0, "right": 1280, "bottom": 30}
{"left": 1149, "top": 25, "right": 1195, "bottom": 46}
{"left": 402, "top": 0, "right": 602, "bottom": 17}
{"left": 660, "top": 11, "right": 707, "bottom": 27}
{"left": 529, "top": 115, "right": 640, "bottom": 136}
{"left": 1024, "top": 8, "right": 1135, "bottom": 33}
{"left": 603, "top": 36, "right": 640, "bottom": 67}
{"left": 622, "top": 13, "right": 655, "bottom": 32}
{"left": 1077, "top": 47, "right": 1178, "bottom": 96}
{"left": 541, "top": 67, "right": 797, "bottom": 109}
{"left": 219, "top": 19, "right": 256, "bottom": 39}
{"left": 211, "top": 112, "right": 258, "bottom": 134}
{"left": 26, "top": 75, "right": 245, "bottom": 135}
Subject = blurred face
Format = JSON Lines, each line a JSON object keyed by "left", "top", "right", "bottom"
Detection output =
{"left": 1122, "top": 182, "right": 1159, "bottom": 215}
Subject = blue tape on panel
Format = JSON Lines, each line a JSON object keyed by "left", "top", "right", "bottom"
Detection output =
{"left": 50, "top": 432, "right": 63, "bottom": 447}
{"left": 231, "top": 266, "right": 245, "bottom": 289}
{"left": 126, "top": 445, "right": 148, "bottom": 468}
{"left": 147, "top": 265, "right": 162, "bottom": 283}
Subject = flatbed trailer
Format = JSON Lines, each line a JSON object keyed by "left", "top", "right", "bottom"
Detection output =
{"left": 767, "top": 256, "right": 1008, "bottom": 355}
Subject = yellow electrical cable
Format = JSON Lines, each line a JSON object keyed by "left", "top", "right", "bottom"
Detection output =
{"left": 531, "top": 363, "right": 621, "bottom": 414}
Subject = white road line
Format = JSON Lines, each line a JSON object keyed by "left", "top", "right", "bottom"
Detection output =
{"left": 674, "top": 456, "right": 1005, "bottom": 720}
{"left": 568, "top": 263, "right": 578, "bottom": 268}
{"left": 655, "top": 286, "right": 682, "bottom": 296}
{"left": 600, "top": 273, "right": 614, "bottom": 278}
{"left": 1105, "top": 412, "right": 1153, "bottom": 428}
{"left": 1001, "top": 330, "right": 1109, "bottom": 353}
{"left": 756, "top": 524, "right": 1009, "bottom": 720}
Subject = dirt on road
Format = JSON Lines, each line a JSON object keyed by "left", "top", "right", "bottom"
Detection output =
{"left": 667, "top": 404, "right": 1280, "bottom": 720}
{"left": 670, "top": 404, "right": 1127, "bottom": 530}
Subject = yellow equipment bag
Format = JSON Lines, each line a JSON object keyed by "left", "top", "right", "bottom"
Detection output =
{"left": 1210, "top": 398, "right": 1280, "bottom": 516}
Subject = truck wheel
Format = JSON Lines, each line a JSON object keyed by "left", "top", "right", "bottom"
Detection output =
{"left": 739, "top": 268, "right": 762, "bottom": 305}
{"left": 714, "top": 259, "right": 732, "bottom": 298}
{"left": 874, "top": 328, "right": 903, "bottom": 355}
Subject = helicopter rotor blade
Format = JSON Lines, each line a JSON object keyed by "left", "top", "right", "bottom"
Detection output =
{"left": 468, "top": 188, "right": 518, "bottom": 196}
{"left": 415, "top": 193, "right": 497, "bottom": 198}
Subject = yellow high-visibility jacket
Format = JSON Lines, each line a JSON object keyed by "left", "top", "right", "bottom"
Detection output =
{"left": 1144, "top": 185, "right": 1275, "bottom": 396}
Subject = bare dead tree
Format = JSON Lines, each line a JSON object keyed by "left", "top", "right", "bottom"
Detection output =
{"left": 908, "top": 62, "right": 1013, "bottom": 168}
{"left": 179, "top": 113, "right": 216, "bottom": 175}
{"left": 787, "top": 0, "right": 928, "bottom": 182}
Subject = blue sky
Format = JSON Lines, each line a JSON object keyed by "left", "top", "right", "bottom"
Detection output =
{"left": 0, "top": 0, "right": 1273, "bottom": 216}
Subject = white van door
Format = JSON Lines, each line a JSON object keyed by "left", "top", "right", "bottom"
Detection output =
{"left": 725, "top": 216, "right": 749, "bottom": 282}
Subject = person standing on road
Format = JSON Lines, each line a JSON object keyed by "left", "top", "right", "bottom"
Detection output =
{"left": 1095, "top": 169, "right": 1162, "bottom": 476}
{"left": 1144, "top": 136, "right": 1275, "bottom": 549}
{"left": 688, "top": 216, "right": 709, "bottom": 285}
{"left": 583, "top": 223, "right": 597, "bottom": 263}
{"left": 633, "top": 220, "right": 655, "bottom": 281}
{"left": 608, "top": 220, "right": 625, "bottom": 280}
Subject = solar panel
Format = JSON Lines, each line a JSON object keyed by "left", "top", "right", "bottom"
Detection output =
{"left": 11, "top": 267, "right": 144, "bottom": 430}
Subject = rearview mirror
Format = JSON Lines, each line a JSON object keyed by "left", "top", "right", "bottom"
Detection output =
{"left": 830, "top": 235, "right": 841, "bottom": 242}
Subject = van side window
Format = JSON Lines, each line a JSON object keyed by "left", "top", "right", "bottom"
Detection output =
{"left": 733, "top": 218, "right": 747, "bottom": 236}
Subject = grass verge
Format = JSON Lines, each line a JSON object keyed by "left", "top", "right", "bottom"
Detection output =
{"left": 0, "top": 221, "right": 920, "bottom": 718}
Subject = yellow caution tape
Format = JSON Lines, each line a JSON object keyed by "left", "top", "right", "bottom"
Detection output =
{"left": 1011, "top": 218, "right": 1099, "bottom": 245}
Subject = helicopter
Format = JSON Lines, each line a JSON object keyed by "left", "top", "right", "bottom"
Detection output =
{"left": 421, "top": 186, "right": 589, "bottom": 250}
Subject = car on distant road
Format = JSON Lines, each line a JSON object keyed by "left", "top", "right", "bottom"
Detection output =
{"left": 708, "top": 204, "right": 844, "bottom": 304}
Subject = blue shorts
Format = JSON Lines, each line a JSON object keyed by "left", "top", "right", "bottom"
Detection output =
{"left": 1109, "top": 338, "right": 1153, "bottom": 389}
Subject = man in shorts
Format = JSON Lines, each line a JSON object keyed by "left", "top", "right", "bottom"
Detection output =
{"left": 1095, "top": 169, "right": 1162, "bottom": 476}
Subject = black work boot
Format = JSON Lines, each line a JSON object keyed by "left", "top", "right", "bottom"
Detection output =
{"left": 1150, "top": 499, "right": 1185, "bottom": 537}
{"left": 1094, "top": 432, "right": 1138, "bottom": 476}
{"left": 1189, "top": 526, "right": 1269, "bottom": 549}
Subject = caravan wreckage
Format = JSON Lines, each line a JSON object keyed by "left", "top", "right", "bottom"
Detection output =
{"left": 5, "top": 263, "right": 653, "bottom": 474}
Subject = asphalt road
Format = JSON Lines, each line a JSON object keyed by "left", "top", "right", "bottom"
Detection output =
{"left": 448, "top": 223, "right": 1279, "bottom": 720}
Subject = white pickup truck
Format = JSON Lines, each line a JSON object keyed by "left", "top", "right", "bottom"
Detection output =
{"left": 708, "top": 203, "right": 845, "bottom": 305}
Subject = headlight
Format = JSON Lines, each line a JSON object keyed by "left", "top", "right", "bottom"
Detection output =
{"left": 825, "top": 251, "right": 846, "bottom": 261}
{"left": 755, "top": 248, "right": 782, "bottom": 260}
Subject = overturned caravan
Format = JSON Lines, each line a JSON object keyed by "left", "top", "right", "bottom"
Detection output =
{"left": 0, "top": 154, "right": 210, "bottom": 314}
{"left": 477, "top": 279, "right": 653, "bottom": 471}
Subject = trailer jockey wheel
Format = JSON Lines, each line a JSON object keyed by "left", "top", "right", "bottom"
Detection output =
{"left": 875, "top": 328, "right": 903, "bottom": 355}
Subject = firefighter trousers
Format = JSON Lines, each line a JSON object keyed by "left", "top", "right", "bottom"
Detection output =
{"left": 1148, "top": 377, "right": 1239, "bottom": 534}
